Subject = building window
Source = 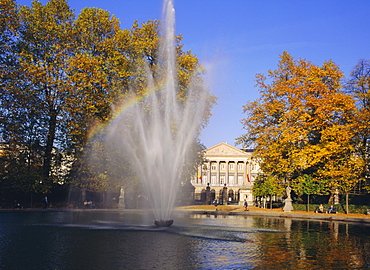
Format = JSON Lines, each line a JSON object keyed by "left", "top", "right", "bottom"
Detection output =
{"left": 229, "top": 175, "right": 235, "bottom": 185}
{"left": 238, "top": 163, "right": 243, "bottom": 171}
{"left": 211, "top": 174, "right": 216, "bottom": 185}
{"left": 229, "top": 163, "right": 234, "bottom": 170}
{"left": 211, "top": 164, "right": 216, "bottom": 171}
{"left": 202, "top": 175, "right": 207, "bottom": 184}
{"left": 220, "top": 163, "right": 225, "bottom": 170}
{"left": 220, "top": 175, "right": 225, "bottom": 185}
{"left": 238, "top": 175, "right": 243, "bottom": 185}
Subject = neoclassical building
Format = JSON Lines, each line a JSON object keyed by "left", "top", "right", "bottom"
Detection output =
{"left": 191, "top": 142, "right": 260, "bottom": 205}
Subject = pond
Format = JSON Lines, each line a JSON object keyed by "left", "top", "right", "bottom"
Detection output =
{"left": 0, "top": 210, "right": 369, "bottom": 269}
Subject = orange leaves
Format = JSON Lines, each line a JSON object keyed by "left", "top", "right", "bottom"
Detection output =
{"left": 2, "top": 0, "right": 213, "bottom": 195}
{"left": 1, "top": 0, "right": 19, "bottom": 35}
{"left": 239, "top": 52, "right": 364, "bottom": 191}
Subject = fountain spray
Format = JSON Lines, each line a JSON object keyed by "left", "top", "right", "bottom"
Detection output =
{"left": 105, "top": 0, "right": 208, "bottom": 226}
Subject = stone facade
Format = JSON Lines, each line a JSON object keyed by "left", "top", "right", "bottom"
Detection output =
{"left": 191, "top": 142, "right": 260, "bottom": 205}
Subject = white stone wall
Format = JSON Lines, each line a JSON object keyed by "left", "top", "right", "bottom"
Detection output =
{"left": 191, "top": 142, "right": 261, "bottom": 204}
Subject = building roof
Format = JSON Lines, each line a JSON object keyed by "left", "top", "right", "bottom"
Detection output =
{"left": 204, "top": 142, "right": 251, "bottom": 158}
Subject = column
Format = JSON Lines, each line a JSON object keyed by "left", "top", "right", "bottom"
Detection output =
{"left": 244, "top": 161, "right": 247, "bottom": 185}
{"left": 226, "top": 161, "right": 229, "bottom": 185}
{"left": 234, "top": 160, "right": 239, "bottom": 186}
{"left": 216, "top": 161, "right": 220, "bottom": 185}
{"left": 207, "top": 162, "right": 211, "bottom": 185}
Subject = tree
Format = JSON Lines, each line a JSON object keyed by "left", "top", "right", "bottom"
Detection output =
{"left": 0, "top": 0, "right": 19, "bottom": 92}
{"left": 291, "top": 174, "right": 327, "bottom": 212}
{"left": 67, "top": 17, "right": 215, "bottom": 195}
{"left": 14, "top": 0, "right": 76, "bottom": 192}
{"left": 345, "top": 59, "right": 370, "bottom": 191}
{"left": 238, "top": 52, "right": 362, "bottom": 211}
{"left": 316, "top": 152, "right": 365, "bottom": 214}
{"left": 1, "top": 0, "right": 215, "bottom": 205}
{"left": 253, "top": 175, "right": 283, "bottom": 209}
{"left": 65, "top": 7, "right": 126, "bottom": 151}
{"left": 1, "top": 0, "right": 20, "bottom": 200}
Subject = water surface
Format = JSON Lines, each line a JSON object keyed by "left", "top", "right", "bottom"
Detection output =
{"left": 0, "top": 210, "right": 369, "bottom": 269}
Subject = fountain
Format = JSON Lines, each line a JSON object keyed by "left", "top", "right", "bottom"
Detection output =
{"left": 104, "top": 0, "right": 208, "bottom": 226}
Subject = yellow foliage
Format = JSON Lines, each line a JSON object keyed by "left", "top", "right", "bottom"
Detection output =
{"left": 238, "top": 52, "right": 364, "bottom": 193}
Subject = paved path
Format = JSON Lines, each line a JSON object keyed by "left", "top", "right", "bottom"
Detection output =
{"left": 176, "top": 205, "right": 370, "bottom": 224}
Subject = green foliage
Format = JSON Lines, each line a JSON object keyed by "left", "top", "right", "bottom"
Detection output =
{"left": 0, "top": 0, "right": 215, "bottom": 200}
{"left": 291, "top": 174, "right": 327, "bottom": 197}
{"left": 253, "top": 175, "right": 284, "bottom": 198}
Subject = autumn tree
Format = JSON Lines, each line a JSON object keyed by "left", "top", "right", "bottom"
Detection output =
{"left": 1, "top": 0, "right": 215, "bottom": 205}
{"left": 317, "top": 152, "right": 365, "bottom": 213}
{"left": 345, "top": 59, "right": 370, "bottom": 191}
{"left": 66, "top": 7, "right": 125, "bottom": 147}
{"left": 0, "top": 0, "right": 19, "bottom": 198}
{"left": 11, "top": 0, "right": 76, "bottom": 193}
{"left": 238, "top": 52, "right": 364, "bottom": 211}
{"left": 0, "top": 0, "right": 18, "bottom": 89}
{"left": 1, "top": 0, "right": 60, "bottom": 196}
{"left": 68, "top": 16, "right": 215, "bottom": 196}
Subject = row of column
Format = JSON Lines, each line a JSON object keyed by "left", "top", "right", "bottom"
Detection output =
{"left": 197, "top": 161, "right": 250, "bottom": 186}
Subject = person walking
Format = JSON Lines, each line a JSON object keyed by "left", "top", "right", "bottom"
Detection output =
{"left": 243, "top": 199, "right": 249, "bottom": 211}
{"left": 43, "top": 196, "right": 48, "bottom": 209}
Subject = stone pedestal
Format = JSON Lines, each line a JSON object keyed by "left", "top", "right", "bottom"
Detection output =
{"left": 118, "top": 187, "right": 125, "bottom": 209}
{"left": 283, "top": 186, "right": 294, "bottom": 212}
{"left": 205, "top": 183, "right": 211, "bottom": 205}
{"left": 239, "top": 187, "right": 253, "bottom": 206}
{"left": 283, "top": 198, "right": 293, "bottom": 212}
{"left": 222, "top": 184, "right": 228, "bottom": 205}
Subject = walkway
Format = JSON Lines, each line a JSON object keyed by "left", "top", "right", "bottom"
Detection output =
{"left": 176, "top": 205, "right": 370, "bottom": 224}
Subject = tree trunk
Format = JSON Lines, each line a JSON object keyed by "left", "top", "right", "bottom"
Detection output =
{"left": 346, "top": 192, "right": 349, "bottom": 214}
{"left": 43, "top": 108, "right": 57, "bottom": 189}
{"left": 307, "top": 194, "right": 310, "bottom": 212}
{"left": 30, "top": 192, "right": 33, "bottom": 208}
{"left": 270, "top": 195, "right": 273, "bottom": 209}
{"left": 328, "top": 191, "right": 334, "bottom": 204}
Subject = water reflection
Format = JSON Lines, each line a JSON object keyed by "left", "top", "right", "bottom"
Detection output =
{"left": 248, "top": 216, "right": 370, "bottom": 269}
{"left": 0, "top": 211, "right": 369, "bottom": 269}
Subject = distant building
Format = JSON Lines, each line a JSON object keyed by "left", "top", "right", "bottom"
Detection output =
{"left": 191, "top": 142, "right": 261, "bottom": 205}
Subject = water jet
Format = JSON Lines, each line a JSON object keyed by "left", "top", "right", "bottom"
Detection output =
{"left": 104, "top": 0, "right": 208, "bottom": 226}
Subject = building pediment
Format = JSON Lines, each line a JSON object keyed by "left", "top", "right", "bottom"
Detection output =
{"left": 205, "top": 142, "right": 249, "bottom": 157}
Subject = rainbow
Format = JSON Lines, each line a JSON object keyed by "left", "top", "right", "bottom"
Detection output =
{"left": 85, "top": 79, "right": 164, "bottom": 142}
{"left": 84, "top": 62, "right": 209, "bottom": 143}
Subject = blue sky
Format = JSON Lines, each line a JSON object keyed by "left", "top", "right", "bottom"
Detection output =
{"left": 17, "top": 0, "right": 370, "bottom": 148}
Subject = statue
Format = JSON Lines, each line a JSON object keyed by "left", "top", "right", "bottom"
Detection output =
{"left": 283, "top": 185, "right": 293, "bottom": 212}
{"left": 118, "top": 187, "right": 125, "bottom": 209}
{"left": 286, "top": 186, "right": 291, "bottom": 199}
